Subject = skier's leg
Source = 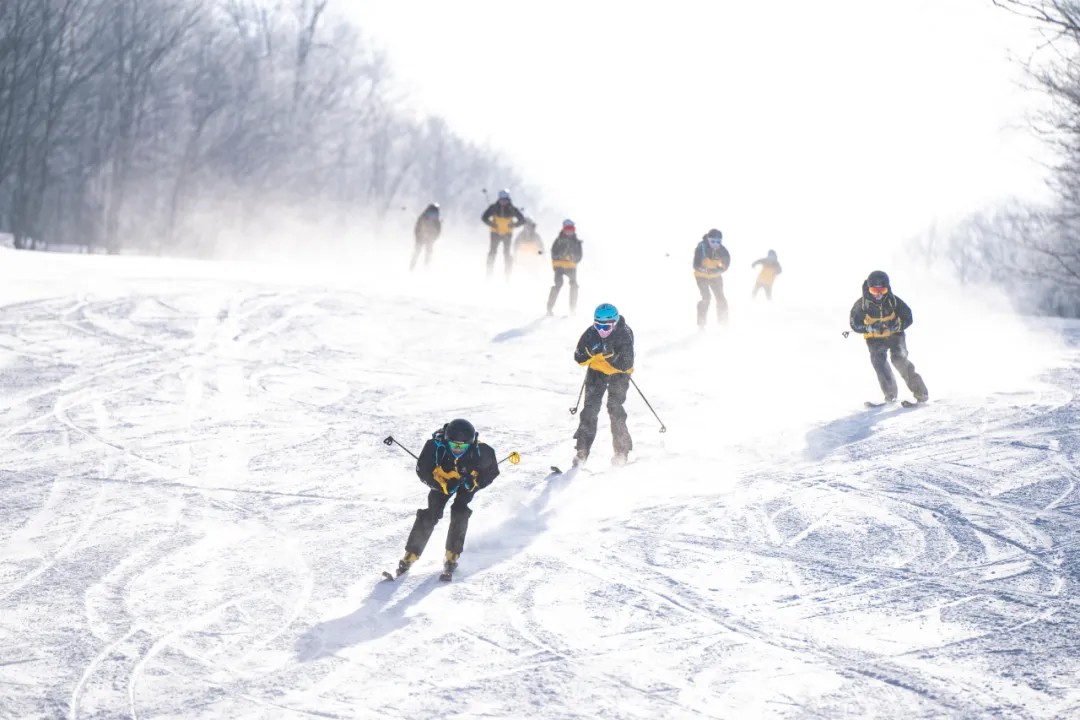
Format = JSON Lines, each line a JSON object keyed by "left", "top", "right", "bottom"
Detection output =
{"left": 409, "top": 241, "right": 423, "bottom": 271}
{"left": 889, "top": 335, "right": 928, "bottom": 401}
{"left": 547, "top": 269, "right": 565, "bottom": 314}
{"left": 486, "top": 234, "right": 500, "bottom": 276}
{"left": 607, "top": 373, "right": 633, "bottom": 456}
{"left": 573, "top": 371, "right": 609, "bottom": 458}
{"left": 423, "top": 241, "right": 433, "bottom": 267}
{"left": 502, "top": 236, "right": 513, "bottom": 277}
{"left": 445, "top": 492, "right": 475, "bottom": 555}
{"left": 867, "top": 339, "right": 898, "bottom": 401}
{"left": 405, "top": 490, "right": 451, "bottom": 557}
{"left": 568, "top": 269, "right": 579, "bottom": 313}
{"left": 712, "top": 278, "right": 728, "bottom": 323}
{"left": 696, "top": 277, "right": 711, "bottom": 327}
{"left": 764, "top": 283, "right": 773, "bottom": 301}
{"left": 752, "top": 282, "right": 762, "bottom": 299}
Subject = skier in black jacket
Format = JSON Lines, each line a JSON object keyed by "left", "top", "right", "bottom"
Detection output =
{"left": 693, "top": 229, "right": 731, "bottom": 327}
{"left": 848, "top": 270, "right": 929, "bottom": 404}
{"left": 572, "top": 303, "right": 635, "bottom": 467}
{"left": 394, "top": 418, "right": 500, "bottom": 579}
{"left": 480, "top": 189, "right": 526, "bottom": 277}
{"left": 546, "top": 219, "right": 583, "bottom": 315}
{"left": 410, "top": 203, "right": 441, "bottom": 271}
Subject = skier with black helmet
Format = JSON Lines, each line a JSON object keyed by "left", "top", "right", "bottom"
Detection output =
{"left": 481, "top": 189, "right": 526, "bottom": 277}
{"left": 693, "top": 229, "right": 731, "bottom": 327}
{"left": 393, "top": 418, "right": 500, "bottom": 580}
{"left": 848, "top": 270, "right": 929, "bottom": 405}
{"left": 410, "top": 203, "right": 442, "bottom": 271}
{"left": 572, "top": 303, "right": 635, "bottom": 467}
{"left": 546, "top": 219, "right": 583, "bottom": 315}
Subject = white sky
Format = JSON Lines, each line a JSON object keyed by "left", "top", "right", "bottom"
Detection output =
{"left": 347, "top": 0, "right": 1050, "bottom": 267}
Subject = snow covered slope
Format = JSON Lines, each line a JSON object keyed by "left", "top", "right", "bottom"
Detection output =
{"left": 1, "top": 247, "right": 1078, "bottom": 719}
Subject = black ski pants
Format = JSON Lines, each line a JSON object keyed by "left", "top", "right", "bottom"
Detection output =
{"left": 866, "top": 334, "right": 929, "bottom": 402}
{"left": 487, "top": 233, "right": 513, "bottom": 276}
{"left": 574, "top": 370, "right": 632, "bottom": 457}
{"left": 696, "top": 276, "right": 728, "bottom": 325}
{"left": 405, "top": 488, "right": 475, "bottom": 557}
{"left": 546, "top": 268, "right": 578, "bottom": 314}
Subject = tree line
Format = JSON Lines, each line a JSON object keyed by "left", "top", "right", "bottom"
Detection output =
{"left": 0, "top": 0, "right": 520, "bottom": 255}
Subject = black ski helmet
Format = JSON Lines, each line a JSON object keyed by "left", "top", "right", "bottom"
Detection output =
{"left": 705, "top": 229, "right": 723, "bottom": 242}
{"left": 867, "top": 270, "right": 890, "bottom": 288}
{"left": 444, "top": 418, "right": 477, "bottom": 446}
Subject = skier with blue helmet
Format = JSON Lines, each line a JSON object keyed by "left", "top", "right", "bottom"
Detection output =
{"left": 572, "top": 303, "right": 635, "bottom": 466}
{"left": 394, "top": 418, "right": 500, "bottom": 580}
{"left": 693, "top": 229, "right": 731, "bottom": 327}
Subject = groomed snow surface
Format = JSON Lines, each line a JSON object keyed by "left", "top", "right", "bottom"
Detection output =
{"left": 1, "top": 246, "right": 1079, "bottom": 719}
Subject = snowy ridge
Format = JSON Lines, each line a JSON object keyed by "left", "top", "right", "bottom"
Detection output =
{"left": 1, "top": 248, "right": 1078, "bottom": 719}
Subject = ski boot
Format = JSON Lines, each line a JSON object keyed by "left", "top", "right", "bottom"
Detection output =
{"left": 440, "top": 550, "right": 459, "bottom": 582}
{"left": 572, "top": 448, "right": 588, "bottom": 468}
{"left": 396, "top": 551, "right": 419, "bottom": 578}
{"left": 612, "top": 452, "right": 628, "bottom": 467}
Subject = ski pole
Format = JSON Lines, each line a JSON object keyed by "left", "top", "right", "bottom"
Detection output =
{"left": 498, "top": 452, "right": 521, "bottom": 465}
{"left": 382, "top": 435, "right": 419, "bottom": 460}
{"left": 629, "top": 376, "right": 667, "bottom": 433}
{"left": 569, "top": 375, "right": 587, "bottom": 415}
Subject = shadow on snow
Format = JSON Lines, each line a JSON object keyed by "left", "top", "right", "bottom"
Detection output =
{"left": 803, "top": 405, "right": 897, "bottom": 462}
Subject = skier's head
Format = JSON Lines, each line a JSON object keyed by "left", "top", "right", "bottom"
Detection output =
{"left": 425, "top": 203, "right": 440, "bottom": 216}
{"left": 561, "top": 218, "right": 576, "bottom": 235}
{"left": 525, "top": 217, "right": 537, "bottom": 229}
{"left": 443, "top": 418, "right": 477, "bottom": 458}
{"left": 767, "top": 249, "right": 776, "bottom": 259}
{"left": 497, "top": 189, "right": 511, "bottom": 204}
{"left": 594, "top": 303, "right": 619, "bottom": 338}
{"left": 866, "top": 270, "right": 890, "bottom": 300}
{"left": 705, "top": 229, "right": 723, "bottom": 247}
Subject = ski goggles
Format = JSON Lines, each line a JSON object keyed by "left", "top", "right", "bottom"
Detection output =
{"left": 868, "top": 286, "right": 889, "bottom": 297}
{"left": 594, "top": 320, "right": 615, "bottom": 332}
{"left": 707, "top": 238, "right": 723, "bottom": 247}
{"left": 447, "top": 440, "right": 470, "bottom": 454}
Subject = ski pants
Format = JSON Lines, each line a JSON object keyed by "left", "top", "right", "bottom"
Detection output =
{"left": 752, "top": 281, "right": 773, "bottom": 300}
{"left": 574, "top": 370, "right": 632, "bottom": 457}
{"left": 487, "top": 233, "right": 513, "bottom": 276}
{"left": 547, "top": 267, "right": 578, "bottom": 314}
{"left": 410, "top": 239, "right": 434, "bottom": 270}
{"left": 405, "top": 488, "right": 476, "bottom": 557}
{"left": 696, "top": 276, "right": 728, "bottom": 326}
{"left": 866, "top": 334, "right": 929, "bottom": 402}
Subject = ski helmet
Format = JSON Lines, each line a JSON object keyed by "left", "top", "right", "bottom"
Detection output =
{"left": 443, "top": 418, "right": 477, "bottom": 457}
{"left": 562, "top": 218, "right": 576, "bottom": 234}
{"left": 867, "top": 270, "right": 890, "bottom": 288}
{"left": 767, "top": 249, "right": 776, "bottom": 258}
{"left": 706, "top": 228, "right": 723, "bottom": 241}
{"left": 594, "top": 303, "right": 619, "bottom": 323}
{"left": 497, "top": 189, "right": 511, "bottom": 201}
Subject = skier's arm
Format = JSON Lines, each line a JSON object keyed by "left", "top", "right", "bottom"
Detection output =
{"left": 692, "top": 243, "right": 705, "bottom": 271}
{"left": 574, "top": 329, "right": 601, "bottom": 365}
{"left": 480, "top": 205, "right": 496, "bottom": 228}
{"left": 718, "top": 247, "right": 731, "bottom": 271}
{"left": 473, "top": 444, "right": 500, "bottom": 489}
{"left": 415, "top": 439, "right": 439, "bottom": 488}
{"left": 895, "top": 297, "right": 913, "bottom": 330}
{"left": 572, "top": 239, "right": 583, "bottom": 263}
{"left": 774, "top": 262, "right": 782, "bottom": 275}
{"left": 752, "top": 258, "right": 763, "bottom": 268}
{"left": 414, "top": 216, "right": 424, "bottom": 241}
{"left": 849, "top": 299, "right": 868, "bottom": 333}
{"left": 608, "top": 327, "right": 635, "bottom": 372}
{"left": 432, "top": 219, "right": 442, "bottom": 239}
{"left": 512, "top": 206, "right": 526, "bottom": 227}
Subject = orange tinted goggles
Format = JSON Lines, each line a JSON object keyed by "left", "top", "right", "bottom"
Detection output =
{"left": 868, "top": 286, "right": 888, "bottom": 296}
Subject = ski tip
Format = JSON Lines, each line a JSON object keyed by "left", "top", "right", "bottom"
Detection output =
{"left": 381, "top": 571, "right": 396, "bottom": 582}
{"left": 438, "top": 573, "right": 453, "bottom": 582}
{"left": 550, "top": 465, "right": 562, "bottom": 474}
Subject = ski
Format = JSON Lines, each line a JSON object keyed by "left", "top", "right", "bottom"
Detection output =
{"left": 864, "top": 401, "right": 888, "bottom": 408}
{"left": 438, "top": 570, "right": 453, "bottom": 582}
{"left": 900, "top": 400, "right": 924, "bottom": 408}
{"left": 381, "top": 571, "right": 397, "bottom": 582}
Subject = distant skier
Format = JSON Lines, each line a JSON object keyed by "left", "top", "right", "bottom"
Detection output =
{"left": 480, "top": 189, "right": 526, "bottom": 277}
{"left": 751, "top": 250, "right": 782, "bottom": 300}
{"left": 572, "top": 303, "right": 635, "bottom": 467}
{"left": 514, "top": 218, "right": 544, "bottom": 258}
{"left": 393, "top": 419, "right": 500, "bottom": 580}
{"left": 848, "top": 270, "right": 929, "bottom": 405}
{"left": 546, "top": 219, "right": 583, "bottom": 316}
{"left": 693, "top": 229, "right": 730, "bottom": 328}
{"left": 410, "top": 203, "right": 442, "bottom": 271}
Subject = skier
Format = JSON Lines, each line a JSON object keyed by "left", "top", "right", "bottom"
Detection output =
{"left": 572, "top": 303, "right": 635, "bottom": 467}
{"left": 480, "top": 189, "right": 526, "bottom": 277}
{"left": 410, "top": 203, "right": 441, "bottom": 271}
{"left": 514, "top": 218, "right": 544, "bottom": 258}
{"left": 848, "top": 270, "right": 929, "bottom": 405}
{"left": 394, "top": 418, "right": 500, "bottom": 580}
{"left": 546, "top": 219, "right": 583, "bottom": 316}
{"left": 751, "top": 249, "right": 782, "bottom": 300}
{"left": 693, "top": 229, "right": 731, "bottom": 327}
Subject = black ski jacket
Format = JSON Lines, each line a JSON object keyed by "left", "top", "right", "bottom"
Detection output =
{"left": 481, "top": 202, "right": 526, "bottom": 237}
{"left": 415, "top": 207, "right": 441, "bottom": 244}
{"left": 416, "top": 432, "right": 499, "bottom": 496}
{"left": 551, "top": 233, "right": 583, "bottom": 269}
{"left": 574, "top": 316, "right": 634, "bottom": 375}
{"left": 693, "top": 240, "right": 730, "bottom": 279}
{"left": 849, "top": 281, "right": 914, "bottom": 339}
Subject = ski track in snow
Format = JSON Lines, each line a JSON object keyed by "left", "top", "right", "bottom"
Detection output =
{"left": 1, "top": 260, "right": 1079, "bottom": 719}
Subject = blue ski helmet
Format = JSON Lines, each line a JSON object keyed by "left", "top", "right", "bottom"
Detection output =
{"left": 497, "top": 189, "right": 510, "bottom": 200}
{"left": 594, "top": 303, "right": 619, "bottom": 323}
